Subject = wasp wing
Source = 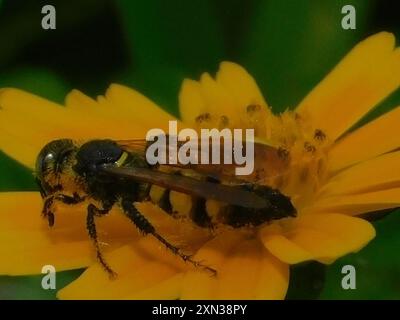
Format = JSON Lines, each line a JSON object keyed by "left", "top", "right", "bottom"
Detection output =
{"left": 99, "top": 165, "right": 268, "bottom": 209}
{"left": 116, "top": 136, "right": 290, "bottom": 186}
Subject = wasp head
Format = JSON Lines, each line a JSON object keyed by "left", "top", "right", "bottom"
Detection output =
{"left": 35, "top": 139, "right": 77, "bottom": 197}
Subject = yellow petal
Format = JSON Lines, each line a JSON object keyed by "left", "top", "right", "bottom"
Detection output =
{"left": 103, "top": 84, "right": 179, "bottom": 133}
{"left": 0, "top": 192, "right": 143, "bottom": 275}
{"left": 179, "top": 79, "right": 207, "bottom": 125}
{"left": 328, "top": 106, "right": 400, "bottom": 172}
{"left": 260, "top": 213, "right": 375, "bottom": 264}
{"left": 58, "top": 201, "right": 212, "bottom": 299}
{"left": 307, "top": 188, "right": 400, "bottom": 216}
{"left": 65, "top": 89, "right": 98, "bottom": 109}
{"left": 216, "top": 62, "right": 268, "bottom": 109}
{"left": 134, "top": 201, "right": 211, "bottom": 251}
{"left": 0, "top": 86, "right": 173, "bottom": 168}
{"left": 297, "top": 32, "right": 400, "bottom": 141}
{"left": 0, "top": 192, "right": 92, "bottom": 275}
{"left": 214, "top": 239, "right": 288, "bottom": 300}
{"left": 126, "top": 274, "right": 184, "bottom": 300}
{"left": 178, "top": 62, "right": 270, "bottom": 131}
{"left": 320, "top": 151, "right": 400, "bottom": 196}
{"left": 0, "top": 129, "right": 39, "bottom": 169}
{"left": 0, "top": 88, "right": 93, "bottom": 167}
{"left": 253, "top": 250, "right": 289, "bottom": 300}
{"left": 199, "top": 72, "right": 241, "bottom": 127}
{"left": 58, "top": 240, "right": 185, "bottom": 300}
{"left": 180, "top": 230, "right": 244, "bottom": 299}
{"left": 213, "top": 239, "right": 263, "bottom": 300}
{"left": 181, "top": 230, "right": 288, "bottom": 300}
{"left": 259, "top": 229, "right": 314, "bottom": 264}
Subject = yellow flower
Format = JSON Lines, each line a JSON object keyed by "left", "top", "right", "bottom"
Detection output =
{"left": 1, "top": 32, "right": 400, "bottom": 299}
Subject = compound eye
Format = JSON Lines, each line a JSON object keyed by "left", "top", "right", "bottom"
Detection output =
{"left": 36, "top": 150, "right": 55, "bottom": 180}
{"left": 35, "top": 139, "right": 75, "bottom": 181}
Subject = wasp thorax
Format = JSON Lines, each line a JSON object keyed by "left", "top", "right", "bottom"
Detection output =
{"left": 72, "top": 140, "right": 125, "bottom": 177}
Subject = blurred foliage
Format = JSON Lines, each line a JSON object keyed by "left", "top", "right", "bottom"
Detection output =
{"left": 286, "top": 262, "right": 326, "bottom": 300}
{"left": 0, "top": 0, "right": 400, "bottom": 299}
{"left": 243, "top": 0, "right": 371, "bottom": 111}
{"left": 0, "top": 269, "right": 83, "bottom": 300}
{"left": 321, "top": 211, "right": 400, "bottom": 299}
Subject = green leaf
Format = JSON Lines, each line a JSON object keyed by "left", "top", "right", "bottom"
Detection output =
{"left": 116, "top": 0, "right": 224, "bottom": 73}
{"left": 0, "top": 68, "right": 70, "bottom": 191}
{"left": 0, "top": 269, "right": 84, "bottom": 300}
{"left": 115, "top": 0, "right": 225, "bottom": 111}
{"left": 0, "top": 152, "right": 36, "bottom": 191}
{"left": 286, "top": 262, "right": 326, "bottom": 300}
{"left": 0, "top": 68, "right": 70, "bottom": 103}
{"left": 320, "top": 210, "right": 400, "bottom": 299}
{"left": 242, "top": 0, "right": 371, "bottom": 112}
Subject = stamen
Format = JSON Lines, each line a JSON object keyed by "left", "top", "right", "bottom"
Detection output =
{"left": 304, "top": 142, "right": 316, "bottom": 153}
{"left": 314, "top": 129, "right": 326, "bottom": 141}
{"left": 219, "top": 115, "right": 229, "bottom": 128}
{"left": 195, "top": 113, "right": 211, "bottom": 124}
{"left": 246, "top": 104, "right": 261, "bottom": 114}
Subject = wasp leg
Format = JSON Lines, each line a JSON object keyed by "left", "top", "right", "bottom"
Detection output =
{"left": 86, "top": 202, "right": 117, "bottom": 278}
{"left": 55, "top": 192, "right": 85, "bottom": 204}
{"left": 42, "top": 196, "right": 55, "bottom": 227}
{"left": 42, "top": 193, "right": 85, "bottom": 227}
{"left": 121, "top": 198, "right": 217, "bottom": 276}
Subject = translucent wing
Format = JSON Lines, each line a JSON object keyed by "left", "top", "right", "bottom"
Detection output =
{"left": 99, "top": 165, "right": 268, "bottom": 209}
{"left": 116, "top": 136, "right": 290, "bottom": 186}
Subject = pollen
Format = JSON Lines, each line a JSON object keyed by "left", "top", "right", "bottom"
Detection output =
{"left": 193, "top": 106, "right": 332, "bottom": 211}
{"left": 253, "top": 108, "right": 331, "bottom": 210}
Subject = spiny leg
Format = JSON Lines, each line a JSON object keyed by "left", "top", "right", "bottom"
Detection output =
{"left": 42, "top": 193, "right": 85, "bottom": 227}
{"left": 55, "top": 193, "right": 86, "bottom": 204}
{"left": 121, "top": 199, "right": 217, "bottom": 276}
{"left": 86, "top": 202, "right": 116, "bottom": 278}
{"left": 42, "top": 196, "right": 55, "bottom": 226}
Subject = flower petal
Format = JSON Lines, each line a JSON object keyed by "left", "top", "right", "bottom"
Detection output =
{"left": 126, "top": 274, "right": 184, "bottom": 300}
{"left": 58, "top": 240, "right": 185, "bottom": 300}
{"left": 199, "top": 72, "right": 238, "bottom": 121}
{"left": 260, "top": 213, "right": 375, "bottom": 264}
{"left": 103, "top": 84, "right": 179, "bottom": 133}
{"left": 0, "top": 86, "right": 174, "bottom": 168}
{"left": 0, "top": 192, "right": 143, "bottom": 275}
{"left": 180, "top": 230, "right": 289, "bottom": 299}
{"left": 0, "top": 192, "right": 92, "bottom": 275}
{"left": 215, "top": 62, "right": 268, "bottom": 109}
{"left": 320, "top": 151, "right": 400, "bottom": 196}
{"left": 0, "top": 88, "right": 92, "bottom": 168}
{"left": 179, "top": 79, "right": 207, "bottom": 125}
{"left": 214, "top": 240, "right": 288, "bottom": 300}
{"left": 134, "top": 201, "right": 212, "bottom": 251}
{"left": 58, "top": 201, "right": 211, "bottom": 299}
{"left": 307, "top": 188, "right": 400, "bottom": 216}
{"left": 258, "top": 228, "right": 314, "bottom": 264}
{"left": 296, "top": 32, "right": 400, "bottom": 141}
{"left": 65, "top": 89, "right": 99, "bottom": 109}
{"left": 327, "top": 106, "right": 400, "bottom": 172}
{"left": 180, "top": 230, "right": 243, "bottom": 299}
{"left": 179, "top": 62, "right": 270, "bottom": 131}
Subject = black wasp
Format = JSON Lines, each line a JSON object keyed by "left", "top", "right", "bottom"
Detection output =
{"left": 35, "top": 138, "right": 296, "bottom": 277}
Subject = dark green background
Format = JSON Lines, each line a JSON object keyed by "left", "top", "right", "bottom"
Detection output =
{"left": 0, "top": 0, "right": 400, "bottom": 299}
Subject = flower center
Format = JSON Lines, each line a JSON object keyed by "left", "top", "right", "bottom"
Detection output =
{"left": 262, "top": 110, "right": 331, "bottom": 210}
{"left": 192, "top": 106, "right": 332, "bottom": 213}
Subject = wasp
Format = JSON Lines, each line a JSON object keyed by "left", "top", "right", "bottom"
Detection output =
{"left": 35, "top": 138, "right": 296, "bottom": 276}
